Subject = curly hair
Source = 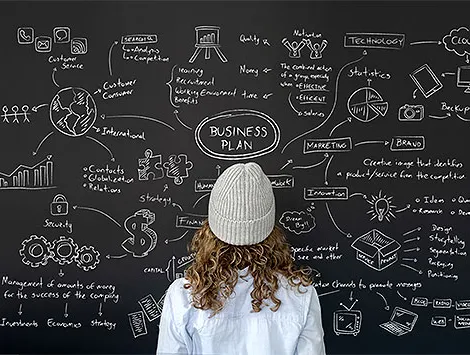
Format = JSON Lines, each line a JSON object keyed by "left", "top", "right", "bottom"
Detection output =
{"left": 184, "top": 221, "right": 314, "bottom": 317}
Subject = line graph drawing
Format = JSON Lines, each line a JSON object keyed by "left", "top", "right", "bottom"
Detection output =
{"left": 0, "top": 155, "right": 55, "bottom": 190}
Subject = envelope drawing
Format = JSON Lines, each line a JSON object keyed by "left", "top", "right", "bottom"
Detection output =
{"left": 35, "top": 36, "right": 52, "bottom": 52}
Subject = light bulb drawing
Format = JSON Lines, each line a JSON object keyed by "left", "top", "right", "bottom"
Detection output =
{"left": 367, "top": 191, "right": 396, "bottom": 222}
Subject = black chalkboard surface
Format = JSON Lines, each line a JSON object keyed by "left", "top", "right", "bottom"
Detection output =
{"left": 1, "top": 1, "right": 470, "bottom": 354}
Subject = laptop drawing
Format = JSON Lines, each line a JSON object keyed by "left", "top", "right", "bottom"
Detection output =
{"left": 379, "top": 307, "right": 418, "bottom": 336}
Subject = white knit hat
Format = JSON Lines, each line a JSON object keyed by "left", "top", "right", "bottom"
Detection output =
{"left": 208, "top": 162, "right": 275, "bottom": 245}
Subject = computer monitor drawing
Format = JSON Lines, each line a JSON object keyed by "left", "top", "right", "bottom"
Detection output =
{"left": 457, "top": 66, "right": 470, "bottom": 93}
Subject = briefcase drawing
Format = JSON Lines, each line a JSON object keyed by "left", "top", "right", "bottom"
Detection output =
{"left": 50, "top": 194, "right": 69, "bottom": 216}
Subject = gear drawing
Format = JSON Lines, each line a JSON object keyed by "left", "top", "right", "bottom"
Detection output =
{"left": 19, "top": 235, "right": 51, "bottom": 268}
{"left": 50, "top": 236, "right": 79, "bottom": 265}
{"left": 74, "top": 245, "right": 100, "bottom": 271}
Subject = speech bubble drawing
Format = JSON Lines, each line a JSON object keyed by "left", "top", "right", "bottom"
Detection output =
{"left": 279, "top": 211, "right": 316, "bottom": 235}
{"left": 442, "top": 27, "right": 470, "bottom": 56}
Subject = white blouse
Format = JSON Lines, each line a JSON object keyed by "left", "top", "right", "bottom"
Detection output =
{"left": 156, "top": 268, "right": 326, "bottom": 355}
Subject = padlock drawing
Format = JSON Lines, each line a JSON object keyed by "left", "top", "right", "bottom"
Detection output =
{"left": 50, "top": 194, "right": 69, "bottom": 216}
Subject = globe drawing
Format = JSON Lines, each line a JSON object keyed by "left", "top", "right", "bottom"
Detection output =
{"left": 347, "top": 87, "right": 388, "bottom": 123}
{"left": 50, "top": 87, "right": 97, "bottom": 137}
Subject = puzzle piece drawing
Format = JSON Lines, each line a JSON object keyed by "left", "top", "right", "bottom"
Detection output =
{"left": 163, "top": 154, "right": 193, "bottom": 185}
{"left": 138, "top": 149, "right": 164, "bottom": 181}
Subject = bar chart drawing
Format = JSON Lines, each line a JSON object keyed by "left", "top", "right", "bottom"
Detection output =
{"left": 0, "top": 155, "right": 55, "bottom": 190}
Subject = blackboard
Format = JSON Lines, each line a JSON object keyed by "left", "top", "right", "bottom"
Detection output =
{"left": 1, "top": 1, "right": 470, "bottom": 354}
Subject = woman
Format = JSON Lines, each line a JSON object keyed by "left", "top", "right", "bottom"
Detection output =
{"left": 157, "top": 162, "right": 326, "bottom": 355}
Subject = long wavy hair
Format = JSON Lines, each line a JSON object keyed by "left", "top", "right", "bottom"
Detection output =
{"left": 184, "top": 220, "right": 314, "bottom": 316}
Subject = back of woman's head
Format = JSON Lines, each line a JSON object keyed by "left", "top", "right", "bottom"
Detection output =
{"left": 184, "top": 222, "right": 313, "bottom": 316}
{"left": 184, "top": 162, "right": 313, "bottom": 316}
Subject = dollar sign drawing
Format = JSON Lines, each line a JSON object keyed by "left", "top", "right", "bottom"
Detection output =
{"left": 122, "top": 209, "right": 158, "bottom": 257}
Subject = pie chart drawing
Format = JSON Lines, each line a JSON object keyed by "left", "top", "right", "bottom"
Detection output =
{"left": 347, "top": 87, "right": 388, "bottom": 123}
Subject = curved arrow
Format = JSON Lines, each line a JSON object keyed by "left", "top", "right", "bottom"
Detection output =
{"left": 400, "top": 263, "right": 423, "bottom": 274}
{"left": 172, "top": 202, "right": 183, "bottom": 211}
{"left": 73, "top": 205, "right": 122, "bottom": 228}
{"left": 85, "top": 135, "right": 115, "bottom": 161}
{"left": 106, "top": 254, "right": 127, "bottom": 259}
{"left": 376, "top": 292, "right": 389, "bottom": 310}
{"left": 165, "top": 230, "right": 189, "bottom": 244}
{"left": 325, "top": 202, "right": 351, "bottom": 238}
{"left": 52, "top": 68, "right": 59, "bottom": 87}
{"left": 32, "top": 103, "right": 48, "bottom": 112}
{"left": 350, "top": 192, "right": 367, "bottom": 199}
{"left": 108, "top": 40, "right": 118, "bottom": 76}
{"left": 33, "top": 131, "right": 54, "bottom": 155}
{"left": 292, "top": 154, "right": 328, "bottom": 170}
{"left": 288, "top": 92, "right": 301, "bottom": 115}
{"left": 193, "top": 193, "right": 210, "bottom": 208}
{"left": 395, "top": 204, "right": 410, "bottom": 213}
{"left": 329, "top": 117, "right": 351, "bottom": 137}
{"left": 429, "top": 113, "right": 450, "bottom": 119}
{"left": 174, "top": 110, "right": 192, "bottom": 130}
{"left": 457, "top": 114, "right": 470, "bottom": 122}
{"left": 103, "top": 114, "right": 175, "bottom": 131}
{"left": 397, "top": 291, "right": 407, "bottom": 301}
{"left": 324, "top": 154, "right": 334, "bottom": 185}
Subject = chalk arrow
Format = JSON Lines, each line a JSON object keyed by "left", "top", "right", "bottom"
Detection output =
{"left": 32, "top": 103, "right": 48, "bottom": 112}
{"left": 441, "top": 72, "right": 455, "bottom": 77}
{"left": 280, "top": 159, "right": 293, "bottom": 170}
{"left": 263, "top": 67, "right": 272, "bottom": 73}
{"left": 354, "top": 140, "right": 389, "bottom": 147}
{"left": 64, "top": 302, "right": 68, "bottom": 318}
{"left": 52, "top": 67, "right": 59, "bottom": 87}
{"left": 402, "top": 226, "right": 421, "bottom": 236}
{"left": 329, "top": 117, "right": 352, "bottom": 137}
{"left": 73, "top": 205, "right": 122, "bottom": 228}
{"left": 33, "top": 131, "right": 54, "bottom": 156}
{"left": 108, "top": 40, "right": 119, "bottom": 76}
{"left": 98, "top": 302, "right": 103, "bottom": 316}
{"left": 85, "top": 136, "right": 115, "bottom": 161}
{"left": 400, "top": 263, "right": 423, "bottom": 274}
{"left": 172, "top": 202, "right": 183, "bottom": 211}
{"left": 457, "top": 113, "right": 470, "bottom": 122}
{"left": 174, "top": 110, "right": 192, "bottom": 130}
{"left": 165, "top": 230, "right": 189, "bottom": 244}
{"left": 18, "top": 304, "right": 22, "bottom": 316}
{"left": 376, "top": 292, "right": 389, "bottom": 311}
{"left": 292, "top": 154, "right": 328, "bottom": 170}
{"left": 106, "top": 253, "right": 127, "bottom": 259}
{"left": 409, "top": 40, "right": 442, "bottom": 46}
{"left": 101, "top": 113, "right": 175, "bottom": 131}
{"left": 429, "top": 112, "right": 451, "bottom": 120}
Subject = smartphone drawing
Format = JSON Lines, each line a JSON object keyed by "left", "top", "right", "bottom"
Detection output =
{"left": 409, "top": 64, "right": 443, "bottom": 98}
{"left": 17, "top": 27, "right": 34, "bottom": 44}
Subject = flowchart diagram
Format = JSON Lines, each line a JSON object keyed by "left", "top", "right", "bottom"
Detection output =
{"left": 1, "top": 2, "right": 470, "bottom": 355}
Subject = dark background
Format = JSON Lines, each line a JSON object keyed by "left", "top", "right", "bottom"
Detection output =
{"left": 0, "top": 1, "right": 470, "bottom": 354}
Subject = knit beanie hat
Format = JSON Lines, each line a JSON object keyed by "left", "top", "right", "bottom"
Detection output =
{"left": 208, "top": 162, "right": 275, "bottom": 245}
